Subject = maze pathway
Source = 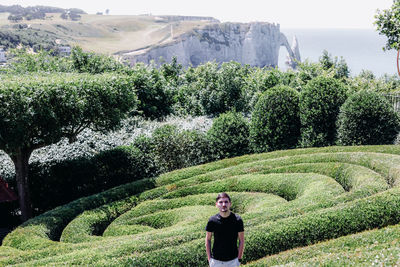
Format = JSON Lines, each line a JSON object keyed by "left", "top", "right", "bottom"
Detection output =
{"left": 1, "top": 145, "right": 400, "bottom": 266}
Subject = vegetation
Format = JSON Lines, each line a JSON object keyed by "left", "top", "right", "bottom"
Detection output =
{"left": 0, "top": 4, "right": 85, "bottom": 22}
{"left": 299, "top": 75, "right": 348, "bottom": 147}
{"left": 0, "top": 73, "right": 137, "bottom": 221}
{"left": 1, "top": 48, "right": 400, "bottom": 221}
{"left": 250, "top": 85, "right": 300, "bottom": 152}
{"left": 375, "top": 0, "right": 400, "bottom": 51}
{"left": 0, "top": 44, "right": 400, "bottom": 265}
{"left": 2, "top": 145, "right": 400, "bottom": 265}
{"left": 207, "top": 111, "right": 250, "bottom": 159}
{"left": 0, "top": 28, "right": 59, "bottom": 51}
{"left": 337, "top": 90, "right": 400, "bottom": 145}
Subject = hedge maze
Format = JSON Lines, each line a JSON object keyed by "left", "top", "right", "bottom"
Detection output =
{"left": 2, "top": 145, "right": 400, "bottom": 266}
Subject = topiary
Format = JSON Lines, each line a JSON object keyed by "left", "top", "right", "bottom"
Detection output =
{"left": 207, "top": 111, "right": 250, "bottom": 159}
{"left": 336, "top": 90, "right": 400, "bottom": 145}
{"left": 299, "top": 75, "right": 348, "bottom": 147}
{"left": 249, "top": 85, "right": 300, "bottom": 153}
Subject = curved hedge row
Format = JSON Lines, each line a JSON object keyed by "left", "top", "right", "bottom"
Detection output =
{"left": 2, "top": 145, "right": 400, "bottom": 266}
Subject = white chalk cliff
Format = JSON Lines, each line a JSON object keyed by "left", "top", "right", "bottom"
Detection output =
{"left": 123, "top": 22, "right": 300, "bottom": 68}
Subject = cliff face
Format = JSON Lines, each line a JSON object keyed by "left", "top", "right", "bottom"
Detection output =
{"left": 123, "top": 22, "right": 300, "bottom": 68}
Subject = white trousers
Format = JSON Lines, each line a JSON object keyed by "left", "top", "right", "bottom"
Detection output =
{"left": 209, "top": 258, "right": 240, "bottom": 267}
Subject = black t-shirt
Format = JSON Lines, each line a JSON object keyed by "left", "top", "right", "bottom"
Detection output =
{"left": 205, "top": 212, "right": 244, "bottom": 261}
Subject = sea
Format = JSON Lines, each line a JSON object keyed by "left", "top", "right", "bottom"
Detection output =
{"left": 278, "top": 28, "right": 398, "bottom": 77}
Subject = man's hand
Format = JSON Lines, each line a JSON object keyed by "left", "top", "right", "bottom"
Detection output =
{"left": 238, "top": 231, "right": 245, "bottom": 260}
{"left": 205, "top": 231, "right": 213, "bottom": 262}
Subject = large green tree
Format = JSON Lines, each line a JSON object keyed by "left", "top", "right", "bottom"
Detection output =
{"left": 0, "top": 73, "right": 136, "bottom": 221}
{"left": 375, "top": 0, "right": 400, "bottom": 51}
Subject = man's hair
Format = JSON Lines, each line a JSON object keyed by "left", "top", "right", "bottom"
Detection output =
{"left": 216, "top": 192, "right": 231, "bottom": 202}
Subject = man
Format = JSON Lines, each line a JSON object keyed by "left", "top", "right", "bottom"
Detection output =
{"left": 205, "top": 192, "right": 245, "bottom": 267}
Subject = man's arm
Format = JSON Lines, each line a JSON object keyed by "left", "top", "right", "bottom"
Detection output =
{"left": 238, "top": 231, "right": 245, "bottom": 260}
{"left": 205, "top": 231, "right": 213, "bottom": 262}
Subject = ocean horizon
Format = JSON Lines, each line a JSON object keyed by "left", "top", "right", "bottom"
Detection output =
{"left": 278, "top": 28, "right": 397, "bottom": 77}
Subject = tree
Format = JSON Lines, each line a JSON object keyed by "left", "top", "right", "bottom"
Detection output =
{"left": 375, "top": 1, "right": 400, "bottom": 51}
{"left": 0, "top": 73, "right": 137, "bottom": 221}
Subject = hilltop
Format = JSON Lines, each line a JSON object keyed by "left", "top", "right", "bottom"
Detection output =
{"left": 0, "top": 5, "right": 218, "bottom": 54}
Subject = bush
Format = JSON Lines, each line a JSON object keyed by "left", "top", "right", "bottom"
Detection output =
{"left": 207, "top": 111, "right": 250, "bottom": 159}
{"left": 130, "top": 63, "right": 174, "bottom": 120}
{"left": 243, "top": 68, "right": 297, "bottom": 112}
{"left": 337, "top": 90, "right": 400, "bottom": 145}
{"left": 93, "top": 145, "right": 159, "bottom": 188}
{"left": 299, "top": 75, "right": 348, "bottom": 147}
{"left": 250, "top": 85, "right": 300, "bottom": 152}
{"left": 28, "top": 144, "right": 159, "bottom": 215}
{"left": 176, "top": 61, "right": 249, "bottom": 116}
{"left": 152, "top": 125, "right": 213, "bottom": 172}
{"left": 70, "top": 47, "right": 127, "bottom": 74}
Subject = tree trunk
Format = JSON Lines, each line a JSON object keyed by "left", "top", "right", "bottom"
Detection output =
{"left": 11, "top": 149, "right": 33, "bottom": 222}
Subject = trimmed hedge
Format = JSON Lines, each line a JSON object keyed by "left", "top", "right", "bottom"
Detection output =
{"left": 337, "top": 90, "right": 400, "bottom": 145}
{"left": 250, "top": 85, "right": 300, "bottom": 152}
{"left": 299, "top": 75, "right": 348, "bottom": 147}
{"left": 207, "top": 111, "right": 250, "bottom": 159}
{"left": 28, "top": 144, "right": 159, "bottom": 214}
{"left": 3, "top": 146, "right": 400, "bottom": 266}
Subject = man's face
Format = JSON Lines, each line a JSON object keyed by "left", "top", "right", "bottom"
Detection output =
{"left": 216, "top": 197, "right": 231, "bottom": 213}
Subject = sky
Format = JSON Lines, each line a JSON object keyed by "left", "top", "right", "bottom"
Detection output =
{"left": 0, "top": 0, "right": 395, "bottom": 29}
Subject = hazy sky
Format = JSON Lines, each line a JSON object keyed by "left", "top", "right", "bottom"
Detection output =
{"left": 1, "top": 0, "right": 394, "bottom": 29}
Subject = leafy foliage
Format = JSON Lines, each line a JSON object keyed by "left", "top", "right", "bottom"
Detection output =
{"left": 299, "top": 75, "right": 348, "bottom": 147}
{"left": 3, "top": 48, "right": 73, "bottom": 73}
{"left": 0, "top": 73, "right": 137, "bottom": 220}
{"left": 175, "top": 61, "right": 249, "bottom": 116}
{"left": 70, "top": 47, "right": 128, "bottom": 74}
{"left": 0, "top": 28, "right": 58, "bottom": 51}
{"left": 250, "top": 85, "right": 300, "bottom": 152}
{"left": 207, "top": 111, "right": 250, "bottom": 159}
{"left": 318, "top": 50, "right": 350, "bottom": 79}
{"left": 130, "top": 63, "right": 174, "bottom": 119}
{"left": 0, "top": 4, "right": 85, "bottom": 21}
{"left": 3, "top": 146, "right": 400, "bottom": 265}
{"left": 337, "top": 90, "right": 400, "bottom": 145}
{"left": 375, "top": 0, "right": 400, "bottom": 51}
{"left": 151, "top": 125, "right": 212, "bottom": 172}
{"left": 243, "top": 67, "right": 297, "bottom": 111}
{"left": 28, "top": 144, "right": 159, "bottom": 214}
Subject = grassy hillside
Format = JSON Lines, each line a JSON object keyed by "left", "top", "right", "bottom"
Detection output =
{"left": 0, "top": 13, "right": 214, "bottom": 54}
{"left": 1, "top": 145, "right": 400, "bottom": 266}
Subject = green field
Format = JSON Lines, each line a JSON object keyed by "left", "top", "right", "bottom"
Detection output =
{"left": 0, "top": 13, "right": 212, "bottom": 54}
{"left": 1, "top": 145, "right": 400, "bottom": 266}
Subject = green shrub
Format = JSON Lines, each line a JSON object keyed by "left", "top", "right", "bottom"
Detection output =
{"left": 70, "top": 47, "right": 127, "bottom": 74}
{"left": 198, "top": 61, "right": 248, "bottom": 116}
{"left": 250, "top": 85, "right": 300, "bottom": 152}
{"left": 337, "top": 90, "right": 400, "bottom": 145}
{"left": 3, "top": 146, "right": 400, "bottom": 265}
{"left": 176, "top": 61, "right": 249, "bottom": 116}
{"left": 299, "top": 75, "right": 348, "bottom": 147}
{"left": 29, "top": 157, "right": 96, "bottom": 214}
{"left": 207, "top": 111, "right": 250, "bottom": 159}
{"left": 93, "top": 145, "right": 160, "bottom": 187}
{"left": 3, "top": 178, "right": 155, "bottom": 249}
{"left": 28, "top": 144, "right": 159, "bottom": 215}
{"left": 130, "top": 63, "right": 174, "bottom": 119}
{"left": 243, "top": 68, "right": 297, "bottom": 111}
{"left": 152, "top": 125, "right": 213, "bottom": 172}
